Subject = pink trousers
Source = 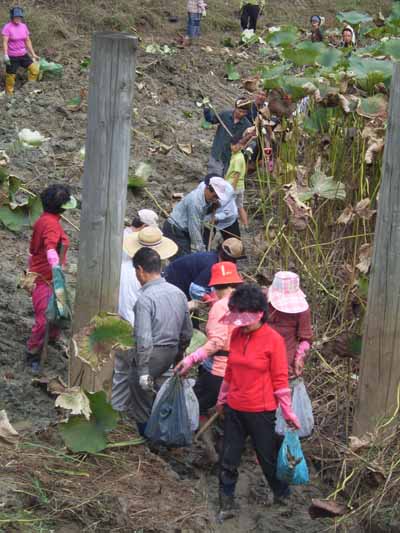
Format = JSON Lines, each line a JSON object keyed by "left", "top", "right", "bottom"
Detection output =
{"left": 27, "top": 281, "right": 60, "bottom": 353}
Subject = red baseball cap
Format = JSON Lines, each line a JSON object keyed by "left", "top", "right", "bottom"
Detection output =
{"left": 209, "top": 261, "right": 243, "bottom": 287}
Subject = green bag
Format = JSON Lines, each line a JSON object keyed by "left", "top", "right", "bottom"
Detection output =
{"left": 38, "top": 58, "right": 64, "bottom": 80}
{"left": 46, "top": 266, "right": 72, "bottom": 327}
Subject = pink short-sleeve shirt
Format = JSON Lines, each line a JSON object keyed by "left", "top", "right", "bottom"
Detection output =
{"left": 2, "top": 21, "right": 29, "bottom": 57}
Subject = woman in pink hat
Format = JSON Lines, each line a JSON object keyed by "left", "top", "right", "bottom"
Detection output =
{"left": 266, "top": 271, "right": 312, "bottom": 379}
{"left": 175, "top": 261, "right": 243, "bottom": 462}
{"left": 216, "top": 283, "right": 300, "bottom": 521}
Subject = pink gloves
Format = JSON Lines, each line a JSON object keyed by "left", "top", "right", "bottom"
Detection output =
{"left": 217, "top": 380, "right": 230, "bottom": 408}
{"left": 47, "top": 249, "right": 60, "bottom": 267}
{"left": 295, "top": 341, "right": 310, "bottom": 362}
{"left": 294, "top": 340, "right": 310, "bottom": 376}
{"left": 274, "top": 388, "right": 301, "bottom": 429}
{"left": 176, "top": 348, "right": 207, "bottom": 375}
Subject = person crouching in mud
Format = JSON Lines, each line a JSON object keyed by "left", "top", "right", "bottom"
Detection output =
{"left": 216, "top": 283, "right": 301, "bottom": 521}
{"left": 175, "top": 261, "right": 243, "bottom": 463}
{"left": 2, "top": 6, "right": 39, "bottom": 95}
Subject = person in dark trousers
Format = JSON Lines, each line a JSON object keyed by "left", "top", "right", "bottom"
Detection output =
{"left": 2, "top": 6, "right": 39, "bottom": 95}
{"left": 240, "top": 0, "right": 265, "bottom": 32}
{"left": 203, "top": 97, "right": 252, "bottom": 177}
{"left": 216, "top": 284, "right": 301, "bottom": 521}
{"left": 175, "top": 262, "right": 243, "bottom": 463}
{"left": 127, "top": 248, "right": 193, "bottom": 436}
{"left": 164, "top": 238, "right": 244, "bottom": 301}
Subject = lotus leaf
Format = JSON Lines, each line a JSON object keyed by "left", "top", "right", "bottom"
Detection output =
{"left": 317, "top": 47, "right": 342, "bottom": 69}
{"left": 226, "top": 62, "right": 240, "bottom": 81}
{"left": 74, "top": 313, "right": 134, "bottom": 372}
{"left": 357, "top": 94, "right": 388, "bottom": 119}
{"left": 381, "top": 39, "right": 400, "bottom": 59}
{"left": 283, "top": 42, "right": 324, "bottom": 66}
{"left": 348, "top": 56, "right": 392, "bottom": 93}
{"left": 267, "top": 26, "right": 299, "bottom": 48}
{"left": 336, "top": 11, "right": 373, "bottom": 26}
{"left": 59, "top": 391, "right": 119, "bottom": 453}
{"left": 299, "top": 170, "right": 346, "bottom": 202}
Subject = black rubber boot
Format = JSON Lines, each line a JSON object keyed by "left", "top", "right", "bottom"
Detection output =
{"left": 217, "top": 491, "right": 237, "bottom": 522}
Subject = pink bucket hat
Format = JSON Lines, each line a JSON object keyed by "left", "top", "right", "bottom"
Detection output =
{"left": 267, "top": 271, "right": 309, "bottom": 314}
{"left": 220, "top": 310, "right": 264, "bottom": 327}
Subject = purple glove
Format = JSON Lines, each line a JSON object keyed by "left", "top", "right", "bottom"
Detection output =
{"left": 274, "top": 388, "right": 301, "bottom": 429}
{"left": 46, "top": 249, "right": 60, "bottom": 267}
{"left": 176, "top": 348, "right": 207, "bottom": 375}
{"left": 217, "top": 380, "right": 230, "bottom": 408}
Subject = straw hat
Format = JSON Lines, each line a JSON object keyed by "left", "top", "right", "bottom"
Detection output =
{"left": 123, "top": 226, "right": 178, "bottom": 260}
{"left": 222, "top": 238, "right": 244, "bottom": 259}
{"left": 267, "top": 271, "right": 309, "bottom": 314}
{"left": 208, "top": 261, "right": 243, "bottom": 287}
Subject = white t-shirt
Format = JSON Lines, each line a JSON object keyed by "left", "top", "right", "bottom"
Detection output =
{"left": 118, "top": 228, "right": 141, "bottom": 326}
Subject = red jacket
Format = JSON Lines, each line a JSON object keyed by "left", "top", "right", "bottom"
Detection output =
{"left": 29, "top": 212, "right": 69, "bottom": 281}
{"left": 225, "top": 323, "right": 289, "bottom": 412}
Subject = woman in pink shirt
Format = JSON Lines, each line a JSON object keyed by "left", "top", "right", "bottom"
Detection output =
{"left": 175, "top": 261, "right": 243, "bottom": 462}
{"left": 2, "top": 6, "right": 39, "bottom": 95}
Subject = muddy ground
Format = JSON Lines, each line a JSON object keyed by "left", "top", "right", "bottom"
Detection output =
{"left": 0, "top": 0, "right": 375, "bottom": 530}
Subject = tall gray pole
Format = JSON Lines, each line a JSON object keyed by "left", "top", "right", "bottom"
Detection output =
{"left": 354, "top": 63, "right": 400, "bottom": 436}
{"left": 69, "top": 32, "right": 137, "bottom": 391}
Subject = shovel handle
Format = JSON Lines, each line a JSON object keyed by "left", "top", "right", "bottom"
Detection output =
{"left": 195, "top": 411, "right": 220, "bottom": 442}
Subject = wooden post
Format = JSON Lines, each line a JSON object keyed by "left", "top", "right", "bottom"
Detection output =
{"left": 69, "top": 32, "right": 137, "bottom": 392}
{"left": 354, "top": 63, "right": 400, "bottom": 436}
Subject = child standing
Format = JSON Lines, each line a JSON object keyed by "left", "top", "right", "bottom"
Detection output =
{"left": 185, "top": 0, "right": 207, "bottom": 46}
{"left": 225, "top": 138, "right": 248, "bottom": 227}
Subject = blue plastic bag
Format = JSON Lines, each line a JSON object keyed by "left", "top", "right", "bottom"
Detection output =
{"left": 277, "top": 430, "right": 309, "bottom": 485}
{"left": 145, "top": 374, "right": 192, "bottom": 447}
{"left": 46, "top": 266, "right": 72, "bottom": 326}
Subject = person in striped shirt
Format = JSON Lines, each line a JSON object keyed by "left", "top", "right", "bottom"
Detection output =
{"left": 184, "top": 0, "right": 207, "bottom": 46}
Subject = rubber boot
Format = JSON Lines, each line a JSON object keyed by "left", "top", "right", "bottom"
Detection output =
{"left": 218, "top": 491, "right": 237, "bottom": 522}
{"left": 27, "top": 62, "right": 39, "bottom": 82}
{"left": 5, "top": 73, "right": 16, "bottom": 95}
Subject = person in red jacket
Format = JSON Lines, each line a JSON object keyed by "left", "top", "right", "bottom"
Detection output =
{"left": 27, "top": 184, "right": 76, "bottom": 371}
{"left": 216, "top": 283, "right": 300, "bottom": 521}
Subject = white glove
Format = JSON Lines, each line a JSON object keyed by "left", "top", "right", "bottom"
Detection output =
{"left": 139, "top": 374, "right": 154, "bottom": 391}
{"left": 4, "top": 54, "right": 10, "bottom": 65}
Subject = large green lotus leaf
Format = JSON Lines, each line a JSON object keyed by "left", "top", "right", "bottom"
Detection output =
{"left": 28, "top": 196, "right": 43, "bottom": 225}
{"left": 75, "top": 313, "right": 134, "bottom": 372}
{"left": 283, "top": 42, "right": 324, "bottom": 66}
{"left": 310, "top": 171, "right": 346, "bottom": 201}
{"left": 336, "top": 11, "right": 372, "bottom": 25}
{"left": 59, "top": 391, "right": 119, "bottom": 453}
{"left": 348, "top": 56, "right": 392, "bottom": 92}
{"left": 381, "top": 39, "right": 400, "bottom": 59}
{"left": 267, "top": 26, "right": 299, "bottom": 47}
{"left": 357, "top": 94, "right": 388, "bottom": 119}
{"left": 388, "top": 3, "right": 400, "bottom": 26}
{"left": 317, "top": 47, "right": 342, "bottom": 69}
{"left": 187, "top": 329, "right": 207, "bottom": 353}
{"left": 299, "top": 171, "right": 346, "bottom": 202}
{"left": 226, "top": 62, "right": 240, "bottom": 81}
{"left": 280, "top": 76, "right": 315, "bottom": 101}
{"left": 354, "top": 43, "right": 383, "bottom": 57}
{"left": 0, "top": 205, "right": 28, "bottom": 231}
{"left": 365, "top": 25, "right": 400, "bottom": 39}
{"left": 260, "top": 63, "right": 290, "bottom": 90}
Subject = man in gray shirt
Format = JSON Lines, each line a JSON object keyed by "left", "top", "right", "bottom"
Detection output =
{"left": 128, "top": 247, "right": 193, "bottom": 434}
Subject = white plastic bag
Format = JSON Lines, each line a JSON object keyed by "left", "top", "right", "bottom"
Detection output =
{"left": 275, "top": 378, "right": 314, "bottom": 438}
{"left": 184, "top": 378, "right": 200, "bottom": 432}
